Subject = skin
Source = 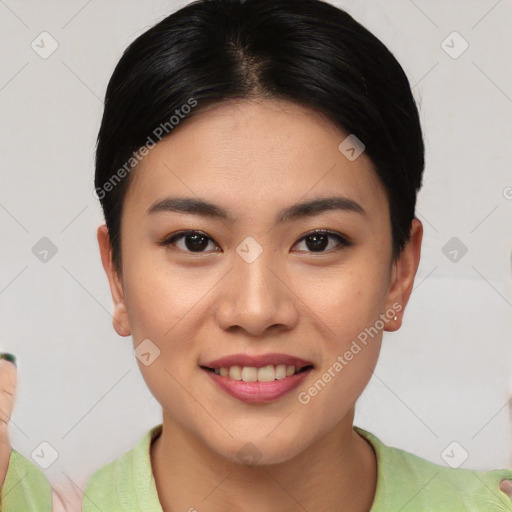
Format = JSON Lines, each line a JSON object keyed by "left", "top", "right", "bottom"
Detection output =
{"left": 0, "top": 359, "right": 16, "bottom": 486}
{"left": 96, "top": 98, "right": 509, "bottom": 511}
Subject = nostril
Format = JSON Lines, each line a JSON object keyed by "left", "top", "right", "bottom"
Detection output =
{"left": 499, "top": 479, "right": 512, "bottom": 498}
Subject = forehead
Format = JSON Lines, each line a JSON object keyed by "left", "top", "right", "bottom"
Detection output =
{"left": 123, "top": 99, "right": 387, "bottom": 221}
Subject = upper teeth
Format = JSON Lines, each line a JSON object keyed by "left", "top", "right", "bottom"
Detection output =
{"left": 214, "top": 364, "right": 301, "bottom": 382}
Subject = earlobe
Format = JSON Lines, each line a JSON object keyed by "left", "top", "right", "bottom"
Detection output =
{"left": 384, "top": 218, "right": 423, "bottom": 332}
{"left": 112, "top": 302, "right": 131, "bottom": 337}
{"left": 97, "top": 224, "right": 132, "bottom": 337}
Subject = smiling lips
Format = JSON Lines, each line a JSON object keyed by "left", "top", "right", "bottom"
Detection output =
{"left": 201, "top": 352, "right": 314, "bottom": 381}
{"left": 200, "top": 352, "right": 314, "bottom": 403}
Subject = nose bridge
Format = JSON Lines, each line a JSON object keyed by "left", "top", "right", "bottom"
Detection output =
{"left": 234, "top": 243, "right": 280, "bottom": 310}
{"left": 215, "top": 238, "right": 297, "bottom": 335}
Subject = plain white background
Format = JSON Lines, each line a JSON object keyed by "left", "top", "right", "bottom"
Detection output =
{"left": 1, "top": 0, "right": 511, "bottom": 497}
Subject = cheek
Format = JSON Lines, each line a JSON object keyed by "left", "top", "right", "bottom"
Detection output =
{"left": 299, "top": 256, "right": 389, "bottom": 343}
{"left": 122, "top": 248, "right": 209, "bottom": 340}
{"left": 121, "top": 252, "right": 214, "bottom": 397}
{"left": 298, "top": 270, "right": 385, "bottom": 415}
{"left": 295, "top": 257, "right": 389, "bottom": 405}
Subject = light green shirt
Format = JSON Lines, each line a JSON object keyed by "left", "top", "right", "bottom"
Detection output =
{"left": 0, "top": 449, "right": 52, "bottom": 511}
{"left": 83, "top": 424, "right": 512, "bottom": 511}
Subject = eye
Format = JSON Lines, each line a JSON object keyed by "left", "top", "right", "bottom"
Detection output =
{"left": 292, "top": 229, "right": 351, "bottom": 253}
{"left": 159, "top": 230, "right": 220, "bottom": 253}
{"left": 159, "top": 229, "right": 351, "bottom": 255}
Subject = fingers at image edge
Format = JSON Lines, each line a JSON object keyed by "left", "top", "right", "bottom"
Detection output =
{"left": 0, "top": 358, "right": 17, "bottom": 490}
{"left": 0, "top": 354, "right": 16, "bottom": 368}
{"left": 0, "top": 358, "right": 17, "bottom": 422}
{"left": 500, "top": 479, "right": 512, "bottom": 498}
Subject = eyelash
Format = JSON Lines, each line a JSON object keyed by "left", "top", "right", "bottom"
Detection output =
{"left": 158, "top": 229, "right": 351, "bottom": 255}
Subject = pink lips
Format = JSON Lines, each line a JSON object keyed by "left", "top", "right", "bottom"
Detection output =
{"left": 200, "top": 352, "right": 314, "bottom": 404}
{"left": 203, "top": 367, "right": 313, "bottom": 403}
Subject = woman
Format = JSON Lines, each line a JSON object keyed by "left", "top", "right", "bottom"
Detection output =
{"left": 84, "top": 0, "right": 512, "bottom": 512}
{"left": 2, "top": 0, "right": 511, "bottom": 511}
{"left": 84, "top": 0, "right": 512, "bottom": 510}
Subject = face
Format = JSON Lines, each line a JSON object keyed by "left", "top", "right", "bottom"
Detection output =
{"left": 98, "top": 98, "right": 422, "bottom": 465}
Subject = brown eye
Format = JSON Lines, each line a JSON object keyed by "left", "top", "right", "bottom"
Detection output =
{"left": 293, "top": 230, "right": 350, "bottom": 253}
{"left": 160, "top": 231, "right": 220, "bottom": 253}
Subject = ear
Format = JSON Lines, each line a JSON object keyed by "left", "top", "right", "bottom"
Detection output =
{"left": 384, "top": 218, "right": 423, "bottom": 332}
{"left": 97, "top": 224, "right": 131, "bottom": 337}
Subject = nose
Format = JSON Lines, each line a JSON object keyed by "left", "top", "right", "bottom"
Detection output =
{"left": 214, "top": 248, "right": 299, "bottom": 337}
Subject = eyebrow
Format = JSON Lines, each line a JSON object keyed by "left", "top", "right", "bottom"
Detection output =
{"left": 145, "top": 195, "right": 366, "bottom": 223}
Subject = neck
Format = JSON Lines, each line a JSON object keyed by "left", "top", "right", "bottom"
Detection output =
{"left": 151, "top": 408, "right": 377, "bottom": 512}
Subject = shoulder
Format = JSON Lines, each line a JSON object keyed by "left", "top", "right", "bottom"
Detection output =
{"left": 1, "top": 449, "right": 52, "bottom": 512}
{"left": 355, "top": 426, "right": 512, "bottom": 512}
{"left": 83, "top": 456, "right": 120, "bottom": 511}
{"left": 83, "top": 425, "right": 162, "bottom": 512}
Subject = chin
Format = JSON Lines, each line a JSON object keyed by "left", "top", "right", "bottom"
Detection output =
{"left": 209, "top": 431, "right": 309, "bottom": 467}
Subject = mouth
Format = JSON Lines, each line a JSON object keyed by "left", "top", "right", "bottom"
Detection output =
{"left": 200, "top": 363, "right": 314, "bottom": 382}
{"left": 200, "top": 360, "right": 314, "bottom": 403}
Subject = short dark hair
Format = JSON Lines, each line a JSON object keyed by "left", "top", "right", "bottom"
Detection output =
{"left": 95, "top": 0, "right": 424, "bottom": 276}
